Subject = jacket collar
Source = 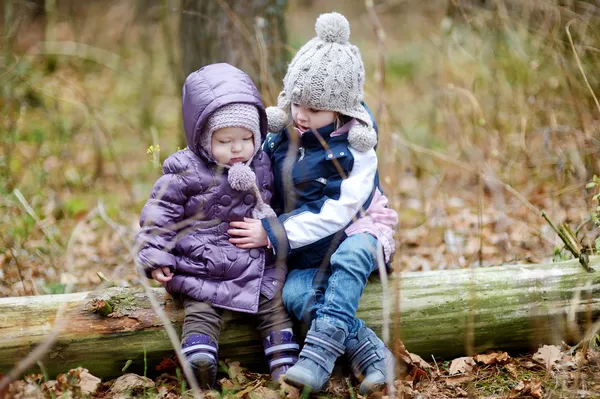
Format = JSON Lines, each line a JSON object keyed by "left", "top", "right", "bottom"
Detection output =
{"left": 286, "top": 116, "right": 353, "bottom": 148}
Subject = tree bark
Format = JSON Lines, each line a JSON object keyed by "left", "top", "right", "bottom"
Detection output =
{"left": 179, "top": 0, "right": 288, "bottom": 105}
{"left": 1, "top": 257, "right": 599, "bottom": 379}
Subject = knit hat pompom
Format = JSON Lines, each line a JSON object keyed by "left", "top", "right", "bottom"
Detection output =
{"left": 315, "top": 12, "right": 350, "bottom": 44}
{"left": 348, "top": 124, "right": 377, "bottom": 152}
{"left": 228, "top": 162, "right": 256, "bottom": 191}
{"left": 266, "top": 106, "right": 288, "bottom": 133}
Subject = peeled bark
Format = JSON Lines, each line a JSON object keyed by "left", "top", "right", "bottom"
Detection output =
{"left": 1, "top": 257, "right": 599, "bottom": 379}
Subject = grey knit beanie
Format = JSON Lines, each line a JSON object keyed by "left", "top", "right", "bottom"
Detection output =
{"left": 266, "top": 12, "right": 377, "bottom": 152}
{"left": 201, "top": 103, "right": 275, "bottom": 219}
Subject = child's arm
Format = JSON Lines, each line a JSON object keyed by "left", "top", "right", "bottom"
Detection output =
{"left": 230, "top": 147, "right": 378, "bottom": 252}
{"left": 136, "top": 154, "right": 190, "bottom": 278}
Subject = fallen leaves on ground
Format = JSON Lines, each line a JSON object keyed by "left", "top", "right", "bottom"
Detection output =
{"left": 6, "top": 343, "right": 600, "bottom": 399}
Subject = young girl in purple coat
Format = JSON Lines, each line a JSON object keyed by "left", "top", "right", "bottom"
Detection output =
{"left": 228, "top": 12, "right": 399, "bottom": 395}
{"left": 135, "top": 63, "right": 298, "bottom": 389}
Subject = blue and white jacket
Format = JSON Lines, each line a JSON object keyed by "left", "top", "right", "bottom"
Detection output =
{"left": 261, "top": 107, "right": 383, "bottom": 270}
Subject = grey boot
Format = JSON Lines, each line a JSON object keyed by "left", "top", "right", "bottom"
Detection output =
{"left": 284, "top": 319, "right": 346, "bottom": 392}
{"left": 345, "top": 326, "right": 396, "bottom": 395}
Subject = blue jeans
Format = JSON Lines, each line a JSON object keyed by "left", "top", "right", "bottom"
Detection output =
{"left": 282, "top": 233, "right": 379, "bottom": 337}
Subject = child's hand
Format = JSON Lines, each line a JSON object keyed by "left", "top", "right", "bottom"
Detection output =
{"left": 228, "top": 218, "right": 268, "bottom": 249}
{"left": 151, "top": 267, "right": 173, "bottom": 283}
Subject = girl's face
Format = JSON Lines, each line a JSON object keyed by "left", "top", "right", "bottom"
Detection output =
{"left": 211, "top": 127, "right": 255, "bottom": 165}
{"left": 291, "top": 103, "right": 336, "bottom": 133}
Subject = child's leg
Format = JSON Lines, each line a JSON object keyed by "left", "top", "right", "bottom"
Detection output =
{"left": 283, "top": 235, "right": 376, "bottom": 391}
{"left": 316, "top": 233, "right": 378, "bottom": 333}
{"left": 285, "top": 233, "right": 393, "bottom": 393}
{"left": 254, "top": 293, "right": 299, "bottom": 381}
{"left": 281, "top": 268, "right": 329, "bottom": 324}
{"left": 317, "top": 233, "right": 395, "bottom": 395}
{"left": 182, "top": 297, "right": 222, "bottom": 389}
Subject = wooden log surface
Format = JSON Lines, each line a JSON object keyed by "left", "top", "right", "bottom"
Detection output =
{"left": 1, "top": 257, "right": 599, "bottom": 379}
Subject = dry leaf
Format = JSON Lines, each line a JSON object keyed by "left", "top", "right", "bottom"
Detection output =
{"left": 227, "top": 361, "right": 243, "bottom": 380}
{"left": 78, "top": 369, "right": 101, "bottom": 395}
{"left": 558, "top": 353, "right": 577, "bottom": 369}
{"left": 393, "top": 339, "right": 415, "bottom": 375}
{"left": 6, "top": 381, "right": 44, "bottom": 399}
{"left": 107, "top": 373, "right": 155, "bottom": 398}
{"left": 474, "top": 351, "right": 510, "bottom": 365}
{"left": 510, "top": 379, "right": 543, "bottom": 398}
{"left": 444, "top": 374, "right": 474, "bottom": 386}
{"left": 409, "top": 352, "right": 432, "bottom": 369}
{"left": 504, "top": 363, "right": 518, "bottom": 378}
{"left": 220, "top": 378, "right": 235, "bottom": 391}
{"left": 155, "top": 357, "right": 178, "bottom": 371}
{"left": 574, "top": 349, "right": 588, "bottom": 366}
{"left": 250, "top": 386, "right": 279, "bottom": 399}
{"left": 448, "top": 357, "right": 475, "bottom": 375}
{"left": 523, "top": 360, "right": 542, "bottom": 370}
{"left": 533, "top": 345, "right": 562, "bottom": 370}
{"left": 279, "top": 380, "right": 300, "bottom": 399}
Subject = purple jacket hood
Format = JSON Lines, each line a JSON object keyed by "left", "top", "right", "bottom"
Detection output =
{"left": 182, "top": 63, "right": 268, "bottom": 160}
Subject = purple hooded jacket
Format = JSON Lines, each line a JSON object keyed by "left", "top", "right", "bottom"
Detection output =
{"left": 136, "top": 64, "right": 284, "bottom": 313}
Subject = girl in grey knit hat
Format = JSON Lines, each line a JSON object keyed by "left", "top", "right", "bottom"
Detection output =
{"left": 228, "top": 12, "right": 399, "bottom": 395}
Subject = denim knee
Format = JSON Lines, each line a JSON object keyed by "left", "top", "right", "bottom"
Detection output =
{"left": 329, "top": 234, "right": 378, "bottom": 280}
{"left": 282, "top": 268, "right": 320, "bottom": 323}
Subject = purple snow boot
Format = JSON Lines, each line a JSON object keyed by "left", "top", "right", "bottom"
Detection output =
{"left": 263, "top": 330, "right": 299, "bottom": 382}
{"left": 182, "top": 334, "right": 219, "bottom": 389}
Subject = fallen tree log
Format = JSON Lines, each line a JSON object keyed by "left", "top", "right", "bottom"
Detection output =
{"left": 1, "top": 257, "right": 599, "bottom": 379}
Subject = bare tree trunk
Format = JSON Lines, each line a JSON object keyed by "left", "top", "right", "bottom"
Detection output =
{"left": 179, "top": 0, "right": 288, "bottom": 105}
{"left": 1, "top": 257, "right": 599, "bottom": 379}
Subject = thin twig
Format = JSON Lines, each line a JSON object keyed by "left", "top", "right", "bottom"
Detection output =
{"left": 13, "top": 189, "right": 60, "bottom": 251}
{"left": 376, "top": 239, "right": 395, "bottom": 398}
{"left": 391, "top": 133, "right": 542, "bottom": 216}
{"left": 6, "top": 247, "right": 30, "bottom": 295}
{"left": 0, "top": 206, "right": 100, "bottom": 390}
{"left": 97, "top": 201, "right": 203, "bottom": 398}
{"left": 365, "top": 0, "right": 386, "bottom": 123}
{"left": 565, "top": 19, "right": 600, "bottom": 118}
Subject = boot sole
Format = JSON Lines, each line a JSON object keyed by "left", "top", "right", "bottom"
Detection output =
{"left": 283, "top": 371, "right": 321, "bottom": 393}
{"left": 359, "top": 381, "right": 386, "bottom": 396}
{"left": 190, "top": 358, "right": 217, "bottom": 389}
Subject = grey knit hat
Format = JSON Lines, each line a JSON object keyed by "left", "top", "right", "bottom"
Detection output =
{"left": 266, "top": 12, "right": 377, "bottom": 152}
{"left": 201, "top": 103, "right": 275, "bottom": 219}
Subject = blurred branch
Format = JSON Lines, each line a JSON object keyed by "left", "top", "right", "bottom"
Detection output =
{"left": 565, "top": 19, "right": 600, "bottom": 119}
{"left": 365, "top": 0, "right": 386, "bottom": 123}
{"left": 97, "top": 200, "right": 203, "bottom": 398}
{"left": 13, "top": 188, "right": 60, "bottom": 251}
{"left": 391, "top": 131, "right": 542, "bottom": 216}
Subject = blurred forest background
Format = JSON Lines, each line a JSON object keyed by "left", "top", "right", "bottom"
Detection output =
{"left": 1, "top": 0, "right": 599, "bottom": 299}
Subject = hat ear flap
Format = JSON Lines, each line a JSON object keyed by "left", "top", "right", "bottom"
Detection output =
{"left": 348, "top": 124, "right": 377, "bottom": 152}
